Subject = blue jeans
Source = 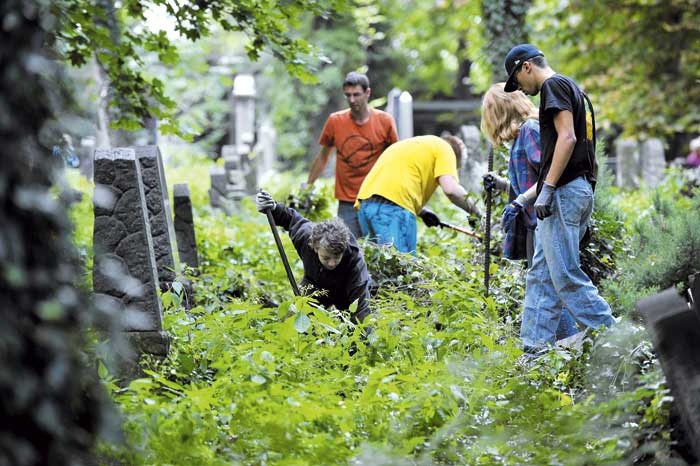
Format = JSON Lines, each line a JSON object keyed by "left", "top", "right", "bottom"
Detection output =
{"left": 338, "top": 201, "right": 362, "bottom": 239}
{"left": 357, "top": 197, "right": 417, "bottom": 254}
{"left": 521, "top": 176, "right": 614, "bottom": 351}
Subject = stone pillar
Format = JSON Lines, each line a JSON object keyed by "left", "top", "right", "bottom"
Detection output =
{"left": 460, "top": 125, "right": 488, "bottom": 195}
{"left": 173, "top": 183, "right": 199, "bottom": 269}
{"left": 385, "top": 87, "right": 402, "bottom": 123}
{"left": 614, "top": 138, "right": 639, "bottom": 189}
{"left": 398, "top": 91, "right": 413, "bottom": 140}
{"left": 639, "top": 138, "right": 666, "bottom": 188}
{"left": 223, "top": 144, "right": 249, "bottom": 201}
{"left": 232, "top": 74, "right": 256, "bottom": 150}
{"left": 134, "top": 146, "right": 178, "bottom": 289}
{"left": 637, "top": 288, "right": 700, "bottom": 460}
{"left": 92, "top": 148, "right": 168, "bottom": 368}
{"left": 254, "top": 118, "right": 277, "bottom": 184}
{"left": 79, "top": 136, "right": 96, "bottom": 180}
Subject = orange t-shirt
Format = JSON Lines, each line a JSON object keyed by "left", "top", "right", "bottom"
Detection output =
{"left": 319, "top": 108, "right": 398, "bottom": 202}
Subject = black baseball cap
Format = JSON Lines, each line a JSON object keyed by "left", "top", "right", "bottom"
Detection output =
{"left": 504, "top": 44, "right": 544, "bottom": 92}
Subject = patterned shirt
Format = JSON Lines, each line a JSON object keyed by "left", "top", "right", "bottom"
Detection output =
{"left": 508, "top": 119, "right": 541, "bottom": 226}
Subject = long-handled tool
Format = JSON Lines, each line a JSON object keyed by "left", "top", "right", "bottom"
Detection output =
{"left": 484, "top": 145, "right": 494, "bottom": 297}
{"left": 439, "top": 221, "right": 482, "bottom": 240}
{"left": 264, "top": 208, "right": 300, "bottom": 296}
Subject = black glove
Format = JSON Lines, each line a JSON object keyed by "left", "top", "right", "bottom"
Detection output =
{"left": 534, "top": 183, "right": 556, "bottom": 219}
{"left": 483, "top": 172, "right": 508, "bottom": 192}
{"left": 255, "top": 190, "right": 276, "bottom": 213}
{"left": 419, "top": 207, "right": 440, "bottom": 228}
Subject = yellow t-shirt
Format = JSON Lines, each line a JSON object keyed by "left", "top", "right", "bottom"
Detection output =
{"left": 355, "top": 135, "right": 459, "bottom": 215}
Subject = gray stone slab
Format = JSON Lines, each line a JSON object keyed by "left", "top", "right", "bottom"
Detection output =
{"left": 173, "top": 183, "right": 199, "bottom": 269}
{"left": 639, "top": 138, "right": 666, "bottom": 188}
{"left": 637, "top": 288, "right": 700, "bottom": 459}
{"left": 133, "top": 146, "right": 178, "bottom": 287}
{"left": 93, "top": 148, "right": 163, "bottom": 333}
{"left": 614, "top": 139, "right": 639, "bottom": 189}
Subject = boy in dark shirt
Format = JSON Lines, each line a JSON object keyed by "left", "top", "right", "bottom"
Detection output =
{"left": 503, "top": 44, "right": 614, "bottom": 352}
{"left": 256, "top": 190, "right": 372, "bottom": 324}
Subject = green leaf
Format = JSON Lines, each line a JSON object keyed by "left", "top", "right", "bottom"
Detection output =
{"left": 294, "top": 312, "right": 311, "bottom": 333}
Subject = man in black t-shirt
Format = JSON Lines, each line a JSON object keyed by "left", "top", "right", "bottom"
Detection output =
{"left": 503, "top": 44, "right": 615, "bottom": 352}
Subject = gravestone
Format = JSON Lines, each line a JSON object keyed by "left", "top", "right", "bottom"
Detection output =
{"left": 614, "top": 138, "right": 639, "bottom": 188}
{"left": 637, "top": 288, "right": 700, "bottom": 461}
{"left": 460, "top": 125, "right": 488, "bottom": 195}
{"left": 134, "top": 146, "right": 178, "bottom": 289}
{"left": 93, "top": 148, "right": 168, "bottom": 364}
{"left": 397, "top": 91, "right": 414, "bottom": 140}
{"left": 209, "top": 165, "right": 235, "bottom": 215}
{"left": 173, "top": 183, "right": 199, "bottom": 269}
{"left": 254, "top": 118, "right": 277, "bottom": 184}
{"left": 385, "top": 88, "right": 402, "bottom": 123}
{"left": 639, "top": 138, "right": 666, "bottom": 187}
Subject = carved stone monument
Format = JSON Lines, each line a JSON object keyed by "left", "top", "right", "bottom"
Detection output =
{"left": 639, "top": 138, "right": 666, "bottom": 188}
{"left": 614, "top": 138, "right": 639, "bottom": 189}
{"left": 173, "top": 183, "right": 199, "bottom": 269}
{"left": 93, "top": 148, "right": 168, "bottom": 366}
{"left": 134, "top": 145, "right": 178, "bottom": 289}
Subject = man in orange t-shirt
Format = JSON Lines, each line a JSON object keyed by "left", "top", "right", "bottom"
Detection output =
{"left": 304, "top": 71, "right": 398, "bottom": 238}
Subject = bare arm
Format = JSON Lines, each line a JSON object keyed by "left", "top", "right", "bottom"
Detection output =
{"left": 545, "top": 110, "right": 577, "bottom": 186}
{"left": 306, "top": 146, "right": 333, "bottom": 185}
{"left": 438, "top": 175, "right": 481, "bottom": 216}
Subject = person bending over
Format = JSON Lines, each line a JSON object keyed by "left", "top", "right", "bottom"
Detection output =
{"left": 256, "top": 190, "right": 372, "bottom": 324}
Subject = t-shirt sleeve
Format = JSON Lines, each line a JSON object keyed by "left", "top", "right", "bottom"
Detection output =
{"left": 318, "top": 115, "right": 335, "bottom": 147}
{"left": 542, "top": 77, "right": 574, "bottom": 115}
{"left": 433, "top": 140, "right": 459, "bottom": 180}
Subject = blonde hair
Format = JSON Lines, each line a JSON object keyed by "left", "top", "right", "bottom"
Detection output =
{"left": 480, "top": 82, "right": 539, "bottom": 147}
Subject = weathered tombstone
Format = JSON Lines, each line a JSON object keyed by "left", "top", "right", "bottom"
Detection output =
{"left": 639, "top": 138, "right": 666, "bottom": 187}
{"left": 173, "top": 183, "right": 199, "bottom": 269}
{"left": 79, "top": 136, "right": 95, "bottom": 180}
{"left": 231, "top": 74, "right": 257, "bottom": 150}
{"left": 614, "top": 138, "right": 639, "bottom": 188}
{"left": 397, "top": 91, "right": 414, "bottom": 140}
{"left": 133, "top": 145, "right": 178, "bottom": 290}
{"left": 254, "top": 118, "right": 277, "bottom": 184}
{"left": 223, "top": 144, "right": 249, "bottom": 200}
{"left": 385, "top": 87, "right": 402, "bottom": 123}
{"left": 637, "top": 288, "right": 700, "bottom": 460}
{"left": 460, "top": 125, "right": 488, "bottom": 195}
{"left": 93, "top": 148, "right": 168, "bottom": 370}
{"left": 209, "top": 165, "right": 234, "bottom": 215}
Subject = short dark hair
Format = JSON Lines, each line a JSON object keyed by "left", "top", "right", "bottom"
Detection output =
{"left": 343, "top": 71, "right": 370, "bottom": 91}
{"left": 529, "top": 55, "right": 548, "bottom": 68}
{"left": 310, "top": 217, "right": 350, "bottom": 255}
{"left": 442, "top": 135, "right": 467, "bottom": 168}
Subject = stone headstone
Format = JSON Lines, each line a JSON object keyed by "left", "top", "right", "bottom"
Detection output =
{"left": 92, "top": 148, "right": 168, "bottom": 363}
{"left": 397, "top": 91, "right": 413, "bottom": 140}
{"left": 133, "top": 146, "right": 178, "bottom": 289}
{"left": 173, "top": 183, "right": 199, "bottom": 269}
{"left": 208, "top": 165, "right": 234, "bottom": 215}
{"left": 385, "top": 88, "right": 402, "bottom": 124}
{"left": 460, "top": 125, "right": 488, "bottom": 195}
{"left": 614, "top": 138, "right": 639, "bottom": 189}
{"left": 639, "top": 138, "right": 666, "bottom": 188}
{"left": 637, "top": 288, "right": 700, "bottom": 460}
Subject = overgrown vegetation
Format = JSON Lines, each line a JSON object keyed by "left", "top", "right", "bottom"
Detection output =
{"left": 59, "top": 146, "right": 699, "bottom": 466}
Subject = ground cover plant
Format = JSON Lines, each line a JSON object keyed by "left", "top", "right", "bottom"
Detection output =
{"left": 63, "top": 147, "right": 698, "bottom": 466}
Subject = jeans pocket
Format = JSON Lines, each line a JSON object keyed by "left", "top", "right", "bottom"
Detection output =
{"left": 557, "top": 180, "right": 592, "bottom": 227}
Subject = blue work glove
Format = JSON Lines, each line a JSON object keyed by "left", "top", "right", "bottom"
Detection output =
{"left": 500, "top": 199, "right": 523, "bottom": 230}
{"left": 418, "top": 207, "right": 441, "bottom": 228}
{"left": 534, "top": 183, "right": 556, "bottom": 219}
{"left": 255, "top": 190, "right": 276, "bottom": 213}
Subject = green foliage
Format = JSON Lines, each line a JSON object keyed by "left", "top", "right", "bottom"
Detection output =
{"left": 604, "top": 171, "right": 700, "bottom": 314}
{"left": 53, "top": 149, "right": 683, "bottom": 465}
{"left": 529, "top": 0, "right": 700, "bottom": 138}
{"left": 51, "top": 0, "right": 352, "bottom": 135}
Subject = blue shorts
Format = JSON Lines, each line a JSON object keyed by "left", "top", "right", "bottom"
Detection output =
{"left": 357, "top": 196, "right": 417, "bottom": 255}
